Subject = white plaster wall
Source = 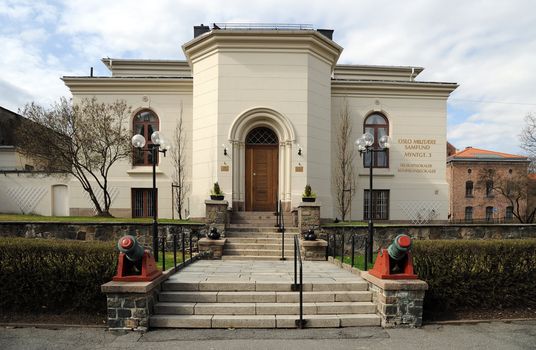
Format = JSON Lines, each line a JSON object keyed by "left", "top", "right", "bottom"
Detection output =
{"left": 0, "top": 174, "right": 70, "bottom": 215}
{"left": 69, "top": 91, "right": 193, "bottom": 218}
{"left": 330, "top": 96, "right": 449, "bottom": 221}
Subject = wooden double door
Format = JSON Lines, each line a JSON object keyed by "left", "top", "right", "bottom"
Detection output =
{"left": 245, "top": 145, "right": 278, "bottom": 211}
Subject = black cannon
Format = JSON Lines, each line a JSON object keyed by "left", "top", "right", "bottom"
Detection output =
{"left": 112, "top": 235, "right": 162, "bottom": 282}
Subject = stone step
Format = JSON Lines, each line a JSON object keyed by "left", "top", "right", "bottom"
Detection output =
{"left": 150, "top": 313, "right": 381, "bottom": 328}
{"left": 224, "top": 249, "right": 294, "bottom": 257}
{"left": 225, "top": 243, "right": 294, "bottom": 249}
{"left": 162, "top": 280, "right": 369, "bottom": 292}
{"left": 159, "top": 291, "right": 372, "bottom": 303}
{"left": 222, "top": 255, "right": 293, "bottom": 261}
{"left": 228, "top": 225, "right": 298, "bottom": 230}
{"left": 154, "top": 301, "right": 377, "bottom": 316}
{"left": 225, "top": 231, "right": 300, "bottom": 237}
{"left": 224, "top": 237, "right": 295, "bottom": 244}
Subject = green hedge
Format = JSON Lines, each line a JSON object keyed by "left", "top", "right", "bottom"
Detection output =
{"left": 412, "top": 239, "right": 536, "bottom": 313}
{"left": 0, "top": 238, "right": 117, "bottom": 313}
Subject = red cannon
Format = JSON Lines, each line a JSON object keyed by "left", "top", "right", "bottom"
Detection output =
{"left": 113, "top": 235, "right": 162, "bottom": 282}
{"left": 369, "top": 234, "right": 417, "bottom": 280}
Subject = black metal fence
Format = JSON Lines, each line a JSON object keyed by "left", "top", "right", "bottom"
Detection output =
{"left": 159, "top": 227, "right": 203, "bottom": 271}
{"left": 326, "top": 232, "right": 370, "bottom": 271}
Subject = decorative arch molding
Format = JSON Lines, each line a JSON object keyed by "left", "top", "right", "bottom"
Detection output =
{"left": 228, "top": 107, "right": 296, "bottom": 143}
{"left": 228, "top": 107, "right": 295, "bottom": 211}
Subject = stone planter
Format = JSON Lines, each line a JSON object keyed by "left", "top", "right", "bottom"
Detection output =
{"left": 198, "top": 237, "right": 227, "bottom": 259}
{"left": 302, "top": 197, "right": 316, "bottom": 202}
{"left": 300, "top": 238, "right": 327, "bottom": 261}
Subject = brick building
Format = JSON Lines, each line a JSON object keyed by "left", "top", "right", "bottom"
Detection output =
{"left": 447, "top": 146, "right": 530, "bottom": 222}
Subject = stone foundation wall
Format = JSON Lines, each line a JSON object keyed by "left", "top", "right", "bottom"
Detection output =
{"left": 106, "top": 291, "right": 158, "bottom": 331}
{"left": 322, "top": 224, "right": 536, "bottom": 252}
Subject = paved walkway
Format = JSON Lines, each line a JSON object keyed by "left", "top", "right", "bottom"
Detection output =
{"left": 167, "top": 260, "right": 364, "bottom": 284}
{"left": 2, "top": 321, "right": 536, "bottom": 349}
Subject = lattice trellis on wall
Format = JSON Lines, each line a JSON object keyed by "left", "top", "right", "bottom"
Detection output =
{"left": 399, "top": 201, "right": 441, "bottom": 225}
{"left": 5, "top": 186, "right": 47, "bottom": 214}
{"left": 83, "top": 187, "right": 119, "bottom": 215}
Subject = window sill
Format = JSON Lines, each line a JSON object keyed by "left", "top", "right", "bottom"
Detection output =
{"left": 127, "top": 167, "right": 165, "bottom": 174}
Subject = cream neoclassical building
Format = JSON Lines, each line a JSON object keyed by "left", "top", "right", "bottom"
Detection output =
{"left": 1, "top": 25, "right": 458, "bottom": 221}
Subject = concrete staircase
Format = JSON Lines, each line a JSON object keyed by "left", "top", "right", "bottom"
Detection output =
{"left": 223, "top": 211, "right": 298, "bottom": 260}
{"left": 150, "top": 261, "right": 381, "bottom": 329}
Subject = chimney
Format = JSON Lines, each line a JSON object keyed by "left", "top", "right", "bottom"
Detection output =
{"left": 317, "top": 29, "right": 334, "bottom": 40}
{"left": 194, "top": 24, "right": 211, "bottom": 38}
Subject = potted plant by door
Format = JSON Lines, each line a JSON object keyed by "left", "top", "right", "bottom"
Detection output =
{"left": 302, "top": 184, "right": 317, "bottom": 202}
{"left": 210, "top": 182, "right": 225, "bottom": 200}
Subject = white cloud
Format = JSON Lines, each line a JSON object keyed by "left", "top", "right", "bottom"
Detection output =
{"left": 1, "top": 0, "right": 535, "bottom": 155}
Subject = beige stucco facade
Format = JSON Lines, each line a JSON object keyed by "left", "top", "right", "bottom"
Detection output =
{"left": 1, "top": 26, "right": 457, "bottom": 221}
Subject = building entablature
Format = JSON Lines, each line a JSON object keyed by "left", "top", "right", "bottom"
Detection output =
{"left": 182, "top": 29, "right": 343, "bottom": 68}
{"left": 61, "top": 77, "right": 193, "bottom": 94}
{"left": 331, "top": 80, "right": 458, "bottom": 98}
{"left": 333, "top": 64, "right": 424, "bottom": 81}
{"left": 101, "top": 58, "right": 192, "bottom": 77}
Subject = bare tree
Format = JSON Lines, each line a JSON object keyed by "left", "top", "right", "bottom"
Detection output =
{"left": 333, "top": 101, "right": 355, "bottom": 221}
{"left": 478, "top": 168, "right": 535, "bottom": 223}
{"left": 17, "top": 97, "right": 132, "bottom": 217}
{"left": 171, "top": 103, "right": 189, "bottom": 219}
{"left": 520, "top": 113, "right": 536, "bottom": 172}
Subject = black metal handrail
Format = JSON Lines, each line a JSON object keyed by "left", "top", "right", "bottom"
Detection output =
{"left": 293, "top": 235, "right": 307, "bottom": 328}
{"left": 277, "top": 199, "right": 286, "bottom": 261}
{"left": 326, "top": 233, "right": 369, "bottom": 271}
{"left": 160, "top": 227, "right": 204, "bottom": 272}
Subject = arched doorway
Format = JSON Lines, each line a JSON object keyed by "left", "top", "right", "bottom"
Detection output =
{"left": 245, "top": 127, "right": 279, "bottom": 211}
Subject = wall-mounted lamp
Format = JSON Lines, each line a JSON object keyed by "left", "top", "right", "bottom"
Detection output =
{"left": 297, "top": 144, "right": 302, "bottom": 156}
{"left": 222, "top": 144, "right": 228, "bottom": 156}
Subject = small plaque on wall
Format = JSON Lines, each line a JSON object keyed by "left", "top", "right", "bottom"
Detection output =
{"left": 295, "top": 165, "right": 304, "bottom": 173}
{"left": 221, "top": 165, "right": 229, "bottom": 172}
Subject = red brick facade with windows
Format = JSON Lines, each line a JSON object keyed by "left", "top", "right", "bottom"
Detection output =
{"left": 447, "top": 147, "right": 530, "bottom": 222}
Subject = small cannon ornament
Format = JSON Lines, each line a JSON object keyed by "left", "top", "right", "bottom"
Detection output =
{"left": 369, "top": 234, "right": 417, "bottom": 280}
{"left": 112, "top": 235, "right": 162, "bottom": 282}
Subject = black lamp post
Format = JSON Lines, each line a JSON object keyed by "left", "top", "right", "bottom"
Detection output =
{"left": 355, "top": 132, "right": 391, "bottom": 263}
{"left": 132, "top": 131, "right": 170, "bottom": 262}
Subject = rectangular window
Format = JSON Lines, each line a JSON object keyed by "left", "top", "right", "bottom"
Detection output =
{"left": 364, "top": 190, "right": 389, "bottom": 220}
{"left": 486, "top": 180, "right": 494, "bottom": 197}
{"left": 465, "top": 181, "right": 473, "bottom": 197}
{"left": 132, "top": 188, "right": 157, "bottom": 218}
{"left": 485, "top": 206, "right": 493, "bottom": 222}
{"left": 465, "top": 206, "right": 473, "bottom": 221}
{"left": 505, "top": 206, "right": 513, "bottom": 220}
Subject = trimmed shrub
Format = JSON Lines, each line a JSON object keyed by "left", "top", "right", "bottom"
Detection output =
{"left": 412, "top": 239, "right": 536, "bottom": 313}
{"left": 0, "top": 238, "right": 117, "bottom": 313}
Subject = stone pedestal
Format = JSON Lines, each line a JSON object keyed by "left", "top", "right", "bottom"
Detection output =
{"left": 298, "top": 202, "right": 320, "bottom": 231}
{"left": 198, "top": 238, "right": 227, "bottom": 259}
{"left": 300, "top": 239, "right": 327, "bottom": 261}
{"left": 101, "top": 272, "right": 171, "bottom": 331}
{"left": 361, "top": 272, "right": 428, "bottom": 328}
{"left": 205, "top": 200, "right": 229, "bottom": 234}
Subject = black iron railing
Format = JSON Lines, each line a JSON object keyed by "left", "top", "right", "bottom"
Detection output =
{"left": 293, "top": 235, "right": 307, "bottom": 328}
{"left": 160, "top": 227, "right": 203, "bottom": 271}
{"left": 276, "top": 199, "right": 286, "bottom": 261}
{"left": 326, "top": 233, "right": 370, "bottom": 271}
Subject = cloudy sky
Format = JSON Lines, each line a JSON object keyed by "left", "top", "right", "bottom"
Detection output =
{"left": 1, "top": 0, "right": 535, "bottom": 154}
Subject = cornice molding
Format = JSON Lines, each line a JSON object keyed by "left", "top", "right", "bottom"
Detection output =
{"left": 62, "top": 77, "right": 193, "bottom": 94}
{"left": 182, "top": 30, "right": 343, "bottom": 68}
{"left": 331, "top": 80, "right": 458, "bottom": 98}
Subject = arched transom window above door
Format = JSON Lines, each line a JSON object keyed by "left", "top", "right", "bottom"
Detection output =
{"left": 363, "top": 113, "right": 389, "bottom": 168}
{"left": 246, "top": 127, "right": 278, "bottom": 145}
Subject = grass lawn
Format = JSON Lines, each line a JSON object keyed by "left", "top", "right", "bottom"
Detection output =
{"left": 156, "top": 251, "right": 192, "bottom": 271}
{"left": 0, "top": 213, "right": 201, "bottom": 224}
{"left": 333, "top": 254, "right": 377, "bottom": 270}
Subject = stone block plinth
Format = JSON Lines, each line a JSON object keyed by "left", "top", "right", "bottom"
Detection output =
{"left": 198, "top": 238, "right": 227, "bottom": 259}
{"left": 205, "top": 200, "right": 229, "bottom": 233}
{"left": 361, "top": 272, "right": 428, "bottom": 328}
{"left": 101, "top": 271, "right": 171, "bottom": 331}
{"left": 300, "top": 239, "right": 327, "bottom": 261}
{"left": 298, "top": 202, "right": 320, "bottom": 231}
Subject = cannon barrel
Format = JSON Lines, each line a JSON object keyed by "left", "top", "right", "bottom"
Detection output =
{"left": 117, "top": 235, "right": 145, "bottom": 262}
{"left": 387, "top": 234, "right": 412, "bottom": 261}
